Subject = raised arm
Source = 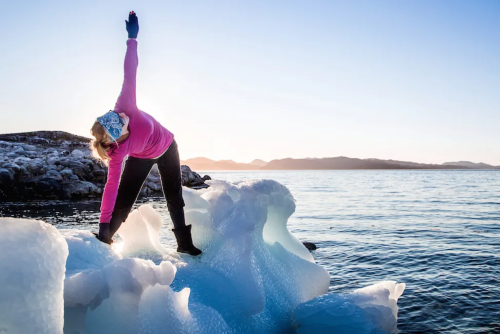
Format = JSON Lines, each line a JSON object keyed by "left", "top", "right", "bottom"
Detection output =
{"left": 114, "top": 11, "right": 139, "bottom": 114}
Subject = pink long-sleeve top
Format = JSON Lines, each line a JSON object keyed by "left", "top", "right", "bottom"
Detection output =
{"left": 99, "top": 39, "right": 174, "bottom": 223}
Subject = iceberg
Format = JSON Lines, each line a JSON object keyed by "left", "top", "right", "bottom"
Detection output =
{"left": 0, "top": 179, "right": 405, "bottom": 334}
{"left": 0, "top": 218, "right": 68, "bottom": 334}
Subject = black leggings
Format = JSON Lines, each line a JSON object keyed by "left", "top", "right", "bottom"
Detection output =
{"left": 108, "top": 139, "right": 186, "bottom": 236}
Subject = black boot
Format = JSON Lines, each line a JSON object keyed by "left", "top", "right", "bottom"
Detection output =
{"left": 172, "top": 225, "right": 202, "bottom": 256}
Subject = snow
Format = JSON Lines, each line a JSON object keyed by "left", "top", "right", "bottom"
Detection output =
{"left": 0, "top": 179, "right": 405, "bottom": 334}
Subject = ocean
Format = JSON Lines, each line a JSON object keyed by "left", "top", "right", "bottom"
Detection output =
{"left": 1, "top": 170, "right": 499, "bottom": 333}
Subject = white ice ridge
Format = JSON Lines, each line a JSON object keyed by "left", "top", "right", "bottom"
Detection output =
{"left": 0, "top": 179, "right": 405, "bottom": 334}
{"left": 0, "top": 218, "right": 68, "bottom": 334}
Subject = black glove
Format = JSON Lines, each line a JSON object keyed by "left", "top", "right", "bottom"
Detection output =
{"left": 125, "top": 11, "right": 139, "bottom": 39}
{"left": 94, "top": 223, "right": 112, "bottom": 244}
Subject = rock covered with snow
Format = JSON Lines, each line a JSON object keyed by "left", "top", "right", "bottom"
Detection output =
{"left": 0, "top": 218, "right": 69, "bottom": 334}
{"left": 0, "top": 131, "right": 210, "bottom": 201}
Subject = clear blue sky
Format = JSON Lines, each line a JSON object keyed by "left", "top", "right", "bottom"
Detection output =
{"left": 2, "top": 1, "right": 499, "bottom": 164}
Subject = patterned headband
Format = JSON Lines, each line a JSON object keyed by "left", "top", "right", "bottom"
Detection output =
{"left": 97, "top": 111, "right": 125, "bottom": 142}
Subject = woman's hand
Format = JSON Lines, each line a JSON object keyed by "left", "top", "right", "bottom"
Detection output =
{"left": 125, "top": 11, "right": 139, "bottom": 39}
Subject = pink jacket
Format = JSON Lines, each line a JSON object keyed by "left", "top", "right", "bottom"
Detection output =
{"left": 100, "top": 39, "right": 174, "bottom": 223}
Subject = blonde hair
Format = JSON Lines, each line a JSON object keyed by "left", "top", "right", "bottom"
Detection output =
{"left": 90, "top": 121, "right": 112, "bottom": 166}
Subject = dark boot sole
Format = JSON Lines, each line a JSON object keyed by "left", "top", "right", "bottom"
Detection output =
{"left": 177, "top": 248, "right": 202, "bottom": 256}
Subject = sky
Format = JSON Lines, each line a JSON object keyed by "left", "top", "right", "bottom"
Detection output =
{"left": 1, "top": 0, "right": 499, "bottom": 164}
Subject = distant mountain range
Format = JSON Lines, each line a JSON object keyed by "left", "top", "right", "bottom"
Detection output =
{"left": 181, "top": 157, "right": 500, "bottom": 171}
{"left": 0, "top": 131, "right": 497, "bottom": 172}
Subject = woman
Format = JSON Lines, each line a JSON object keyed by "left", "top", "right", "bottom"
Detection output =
{"left": 90, "top": 11, "right": 201, "bottom": 256}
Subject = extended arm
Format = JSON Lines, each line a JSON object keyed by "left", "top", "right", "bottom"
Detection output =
{"left": 99, "top": 156, "right": 125, "bottom": 223}
{"left": 114, "top": 12, "right": 139, "bottom": 114}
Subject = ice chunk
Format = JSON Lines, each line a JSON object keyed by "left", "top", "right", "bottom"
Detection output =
{"left": 263, "top": 198, "right": 315, "bottom": 262}
{"left": 0, "top": 218, "right": 68, "bottom": 334}
{"left": 293, "top": 281, "right": 406, "bottom": 334}
{"left": 0, "top": 179, "right": 403, "bottom": 333}
{"left": 85, "top": 259, "right": 178, "bottom": 334}
{"left": 60, "top": 180, "right": 334, "bottom": 333}
{"left": 352, "top": 281, "right": 406, "bottom": 333}
{"left": 61, "top": 229, "right": 122, "bottom": 333}
{"left": 64, "top": 269, "right": 105, "bottom": 308}
{"left": 173, "top": 180, "right": 331, "bottom": 332}
{"left": 138, "top": 285, "right": 231, "bottom": 334}
{"left": 183, "top": 186, "right": 211, "bottom": 212}
{"left": 116, "top": 205, "right": 178, "bottom": 262}
{"left": 61, "top": 229, "right": 120, "bottom": 276}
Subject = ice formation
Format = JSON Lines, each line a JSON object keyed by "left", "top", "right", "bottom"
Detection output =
{"left": 0, "top": 179, "right": 405, "bottom": 334}
{"left": 293, "top": 281, "right": 405, "bottom": 333}
{"left": 0, "top": 218, "right": 68, "bottom": 334}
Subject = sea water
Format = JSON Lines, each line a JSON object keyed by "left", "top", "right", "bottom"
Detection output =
{"left": 1, "top": 170, "right": 499, "bottom": 333}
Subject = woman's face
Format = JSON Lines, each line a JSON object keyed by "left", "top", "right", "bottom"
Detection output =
{"left": 119, "top": 113, "right": 130, "bottom": 136}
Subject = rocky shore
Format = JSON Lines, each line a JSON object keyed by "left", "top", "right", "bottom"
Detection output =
{"left": 0, "top": 131, "right": 211, "bottom": 201}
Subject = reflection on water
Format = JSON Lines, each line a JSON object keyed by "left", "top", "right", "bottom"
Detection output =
{"left": 1, "top": 170, "right": 499, "bottom": 333}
